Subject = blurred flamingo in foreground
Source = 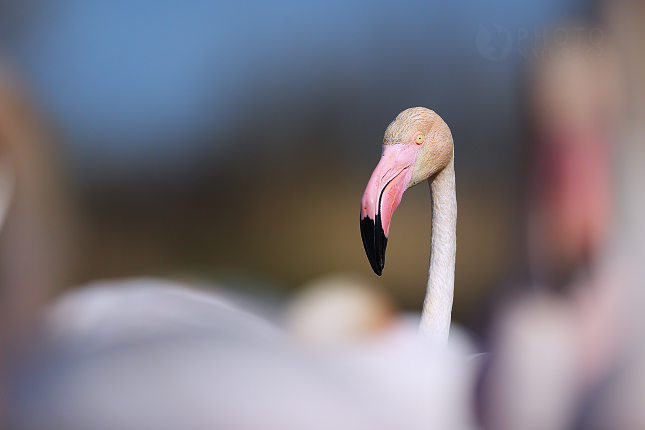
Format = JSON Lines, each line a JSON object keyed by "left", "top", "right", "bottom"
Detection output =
{"left": 479, "top": 24, "right": 634, "bottom": 430}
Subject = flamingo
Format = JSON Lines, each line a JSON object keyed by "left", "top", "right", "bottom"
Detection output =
{"left": 360, "top": 107, "right": 456, "bottom": 342}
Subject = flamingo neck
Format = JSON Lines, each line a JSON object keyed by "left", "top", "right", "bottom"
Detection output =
{"left": 419, "top": 156, "right": 456, "bottom": 343}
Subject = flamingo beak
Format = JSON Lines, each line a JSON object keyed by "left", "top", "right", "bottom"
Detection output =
{"left": 360, "top": 144, "right": 418, "bottom": 275}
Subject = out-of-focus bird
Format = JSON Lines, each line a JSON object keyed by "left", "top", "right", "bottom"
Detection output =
{"left": 9, "top": 277, "right": 481, "bottom": 430}
{"left": 480, "top": 24, "right": 630, "bottom": 430}
{"left": 360, "top": 107, "right": 456, "bottom": 343}
{"left": 0, "top": 65, "right": 77, "bottom": 427}
{"left": 284, "top": 272, "right": 395, "bottom": 349}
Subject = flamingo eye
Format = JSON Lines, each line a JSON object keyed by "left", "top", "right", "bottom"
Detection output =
{"left": 415, "top": 134, "right": 424, "bottom": 145}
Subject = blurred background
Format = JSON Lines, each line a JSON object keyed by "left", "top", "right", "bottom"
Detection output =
{"left": 1, "top": 0, "right": 645, "bottom": 427}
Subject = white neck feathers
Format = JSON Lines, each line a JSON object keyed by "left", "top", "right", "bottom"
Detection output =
{"left": 419, "top": 157, "right": 456, "bottom": 343}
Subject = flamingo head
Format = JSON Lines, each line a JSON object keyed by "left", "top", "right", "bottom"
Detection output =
{"left": 360, "top": 107, "right": 453, "bottom": 275}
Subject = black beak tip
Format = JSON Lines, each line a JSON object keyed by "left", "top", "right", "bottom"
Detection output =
{"left": 360, "top": 215, "right": 388, "bottom": 276}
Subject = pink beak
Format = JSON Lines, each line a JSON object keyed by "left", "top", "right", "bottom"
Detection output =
{"left": 360, "top": 143, "right": 418, "bottom": 275}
